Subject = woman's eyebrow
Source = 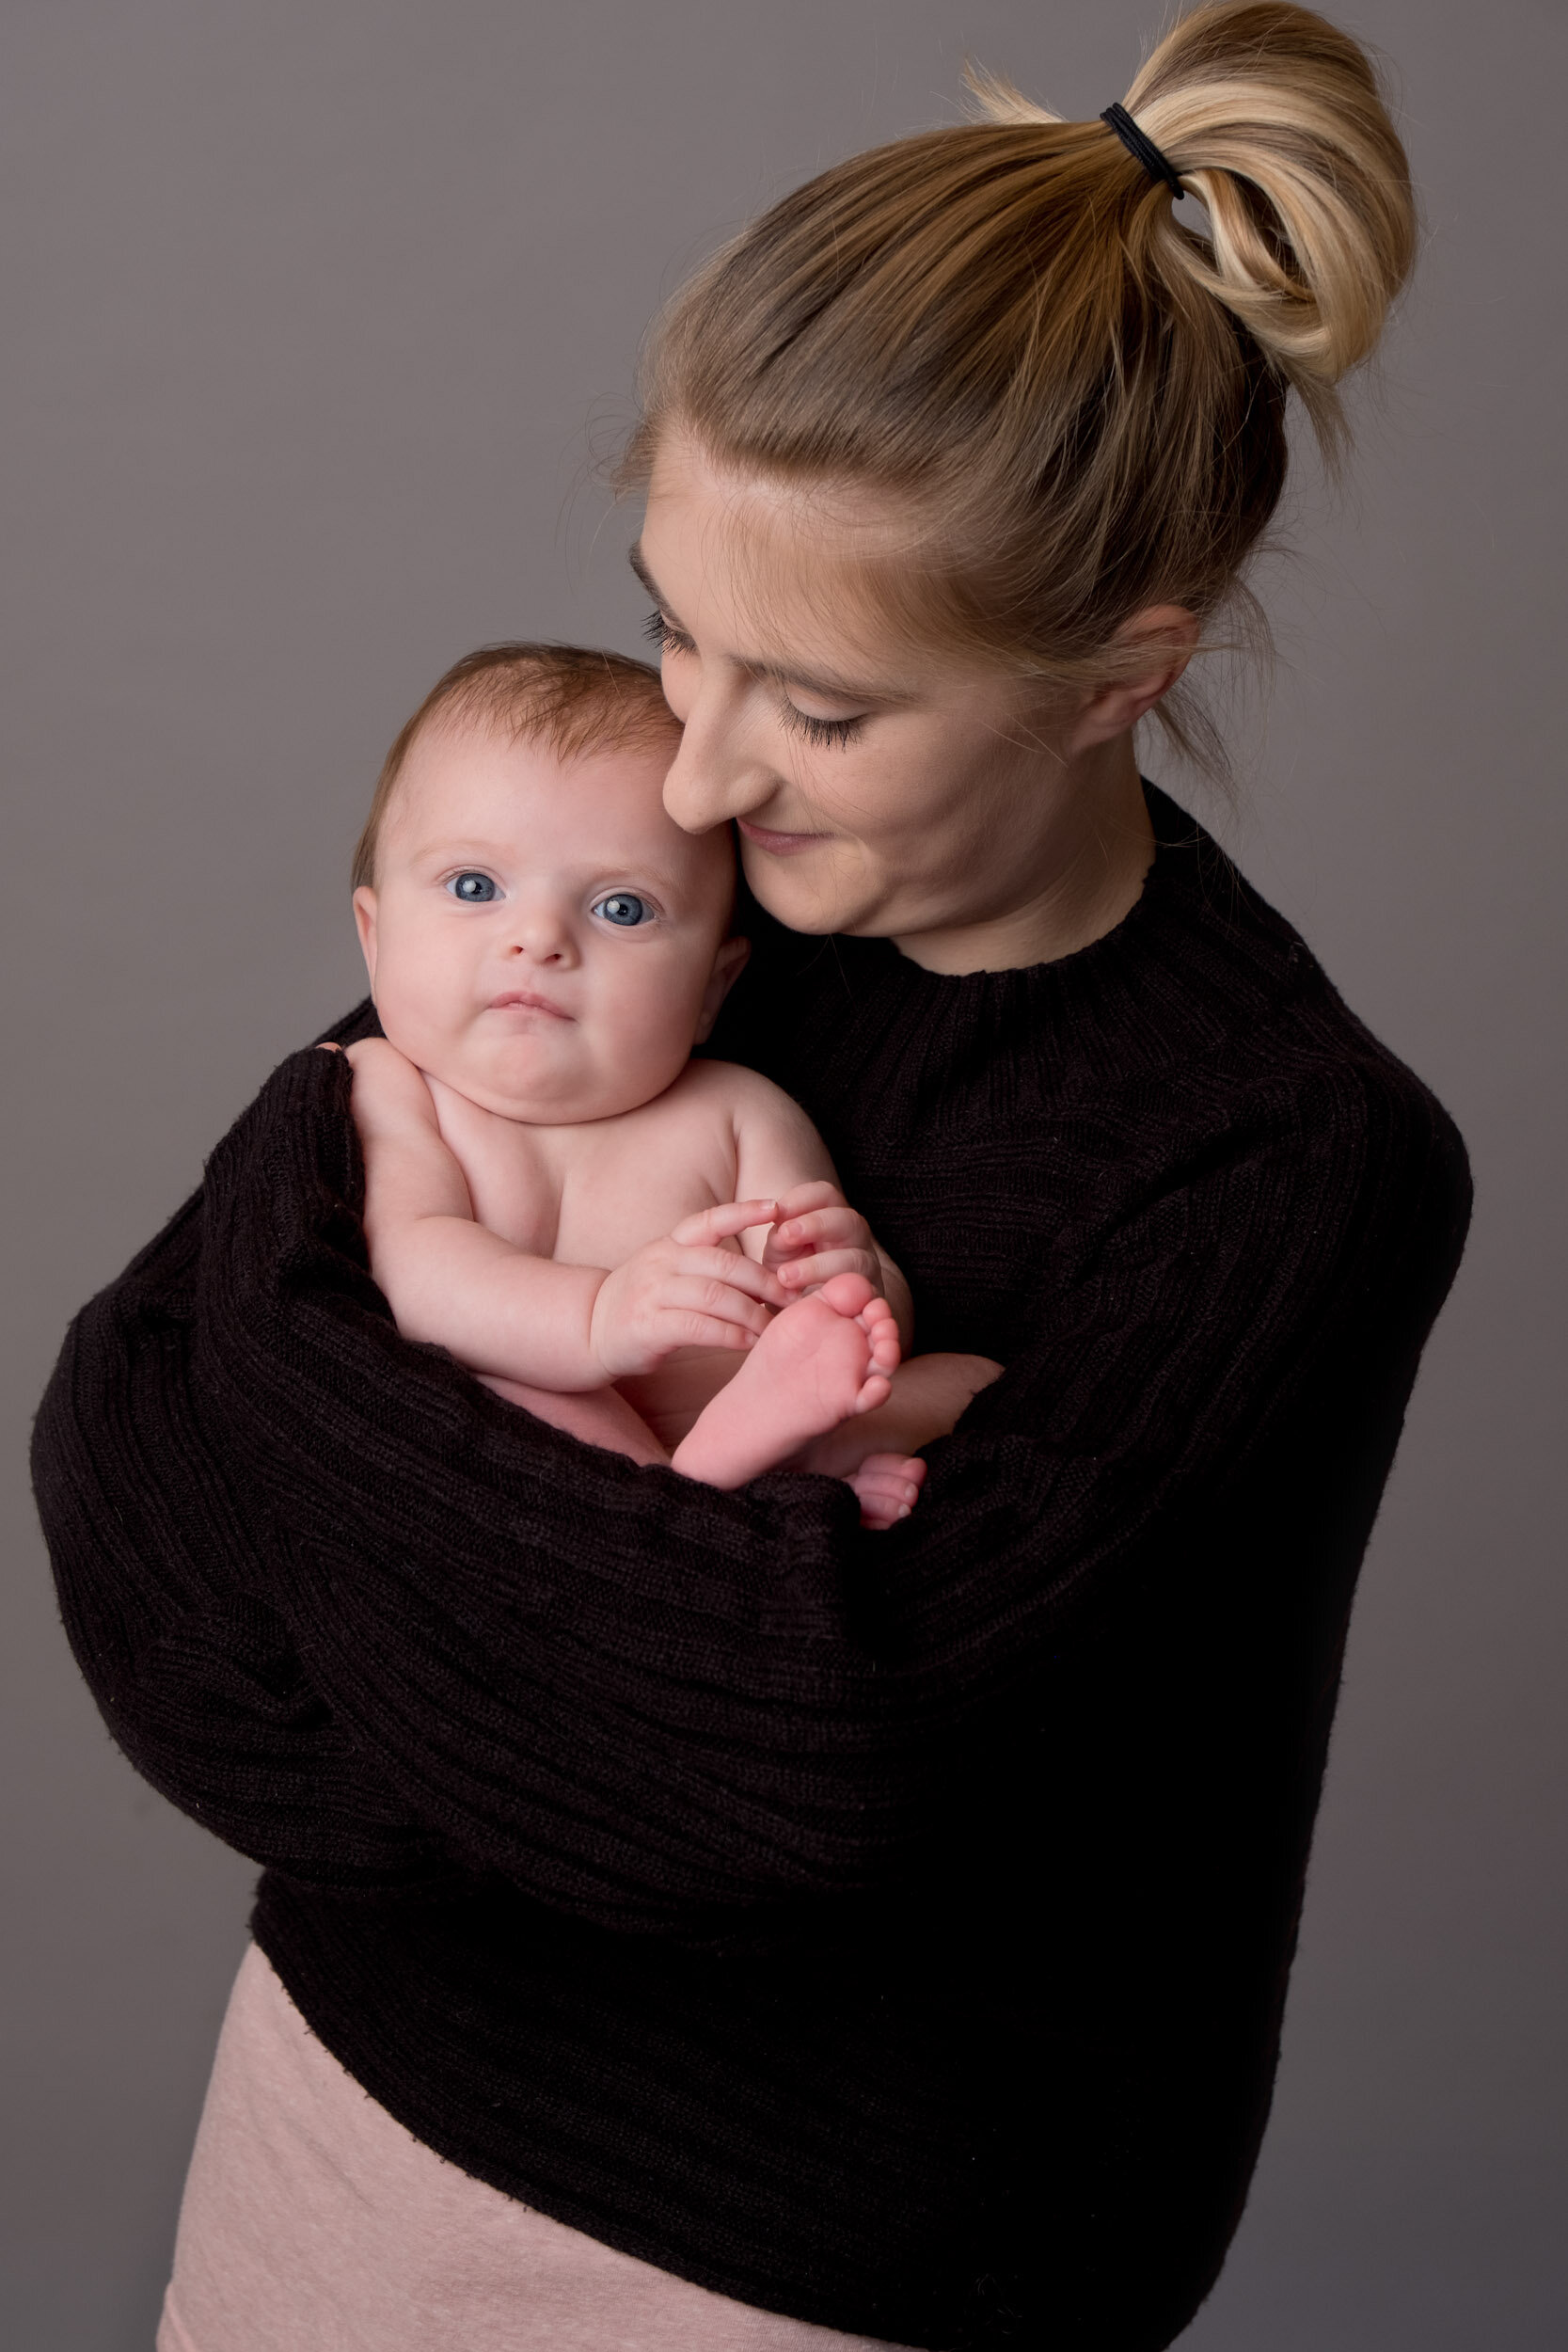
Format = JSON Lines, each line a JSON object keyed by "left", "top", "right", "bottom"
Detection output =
{"left": 628, "top": 545, "right": 674, "bottom": 617}
{"left": 627, "top": 543, "right": 913, "bottom": 707}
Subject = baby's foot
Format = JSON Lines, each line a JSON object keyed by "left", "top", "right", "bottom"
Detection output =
{"left": 670, "top": 1274, "right": 900, "bottom": 1490}
{"left": 846, "top": 1452, "right": 927, "bottom": 1531}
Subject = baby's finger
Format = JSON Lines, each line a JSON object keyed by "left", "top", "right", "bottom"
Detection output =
{"left": 776, "top": 1247, "right": 882, "bottom": 1292}
{"left": 671, "top": 1246, "right": 789, "bottom": 1306}
{"left": 655, "top": 1312, "right": 762, "bottom": 1355}
{"left": 770, "top": 1204, "right": 861, "bottom": 1250}
{"left": 770, "top": 1180, "right": 845, "bottom": 1224}
{"left": 657, "top": 1276, "right": 777, "bottom": 1340}
{"left": 671, "top": 1200, "right": 778, "bottom": 1248}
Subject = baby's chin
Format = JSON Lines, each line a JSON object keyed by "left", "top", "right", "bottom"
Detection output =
{"left": 415, "top": 1045, "right": 671, "bottom": 1129}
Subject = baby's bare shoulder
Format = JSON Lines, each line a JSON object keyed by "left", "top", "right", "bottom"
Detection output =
{"left": 668, "top": 1057, "right": 815, "bottom": 1135}
{"left": 341, "top": 1036, "right": 437, "bottom": 1127}
{"left": 342, "top": 1035, "right": 412, "bottom": 1076}
{"left": 673, "top": 1061, "right": 838, "bottom": 1199}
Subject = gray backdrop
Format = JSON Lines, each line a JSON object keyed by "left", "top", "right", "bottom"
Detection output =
{"left": 3, "top": 3, "right": 1562, "bottom": 2345}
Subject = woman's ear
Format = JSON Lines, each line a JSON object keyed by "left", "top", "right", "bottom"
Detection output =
{"left": 1069, "top": 606, "right": 1200, "bottom": 750}
{"left": 352, "top": 887, "right": 379, "bottom": 988}
{"left": 694, "top": 933, "right": 752, "bottom": 1042}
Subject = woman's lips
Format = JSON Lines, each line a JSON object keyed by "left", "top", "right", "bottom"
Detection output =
{"left": 488, "top": 991, "right": 572, "bottom": 1020}
{"left": 736, "top": 818, "right": 833, "bottom": 857}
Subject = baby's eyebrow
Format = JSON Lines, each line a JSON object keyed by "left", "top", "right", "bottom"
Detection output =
{"left": 628, "top": 541, "right": 916, "bottom": 709}
{"left": 591, "top": 865, "right": 694, "bottom": 901}
{"left": 406, "top": 836, "right": 704, "bottom": 899}
{"left": 404, "top": 836, "right": 512, "bottom": 865}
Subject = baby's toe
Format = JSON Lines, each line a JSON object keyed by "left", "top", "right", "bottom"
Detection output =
{"left": 819, "top": 1271, "right": 877, "bottom": 1317}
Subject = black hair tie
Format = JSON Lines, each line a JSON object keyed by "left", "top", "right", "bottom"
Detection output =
{"left": 1101, "top": 102, "right": 1185, "bottom": 200}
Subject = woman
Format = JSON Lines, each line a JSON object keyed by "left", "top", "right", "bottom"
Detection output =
{"left": 32, "top": 6, "right": 1470, "bottom": 2347}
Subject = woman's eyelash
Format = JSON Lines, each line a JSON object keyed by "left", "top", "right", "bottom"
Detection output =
{"left": 780, "top": 702, "right": 864, "bottom": 750}
{"left": 642, "top": 609, "right": 689, "bottom": 654}
{"left": 641, "top": 608, "right": 862, "bottom": 747}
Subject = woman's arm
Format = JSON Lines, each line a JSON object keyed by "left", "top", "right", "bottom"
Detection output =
{"left": 32, "top": 1036, "right": 1469, "bottom": 1937}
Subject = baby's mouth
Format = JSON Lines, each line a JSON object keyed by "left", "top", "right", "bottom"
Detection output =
{"left": 488, "top": 991, "right": 573, "bottom": 1021}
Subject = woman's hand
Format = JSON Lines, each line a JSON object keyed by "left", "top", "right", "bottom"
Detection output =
{"left": 764, "top": 1182, "right": 884, "bottom": 1295}
{"left": 589, "top": 1200, "right": 789, "bottom": 1379}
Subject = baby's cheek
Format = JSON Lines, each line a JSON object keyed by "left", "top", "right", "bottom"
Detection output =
{"left": 371, "top": 955, "right": 455, "bottom": 1071}
{"left": 619, "top": 978, "right": 705, "bottom": 1088}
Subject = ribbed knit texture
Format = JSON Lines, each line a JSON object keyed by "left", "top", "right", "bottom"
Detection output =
{"left": 32, "top": 789, "right": 1470, "bottom": 2350}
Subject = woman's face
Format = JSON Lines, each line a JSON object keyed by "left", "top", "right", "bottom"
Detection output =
{"left": 635, "top": 434, "right": 1164, "bottom": 973}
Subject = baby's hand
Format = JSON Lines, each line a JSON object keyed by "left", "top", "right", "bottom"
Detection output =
{"left": 763, "top": 1182, "right": 883, "bottom": 1296}
{"left": 589, "top": 1200, "right": 788, "bottom": 1379}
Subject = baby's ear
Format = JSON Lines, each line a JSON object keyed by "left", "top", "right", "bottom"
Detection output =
{"left": 694, "top": 932, "right": 751, "bottom": 1042}
{"left": 352, "top": 886, "right": 379, "bottom": 986}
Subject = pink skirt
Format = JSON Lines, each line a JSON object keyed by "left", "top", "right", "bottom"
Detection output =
{"left": 159, "top": 1943, "right": 917, "bottom": 2352}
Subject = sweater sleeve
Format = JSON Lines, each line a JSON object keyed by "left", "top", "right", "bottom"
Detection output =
{"left": 32, "top": 1039, "right": 1469, "bottom": 1935}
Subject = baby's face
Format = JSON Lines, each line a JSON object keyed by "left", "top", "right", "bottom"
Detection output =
{"left": 355, "top": 719, "right": 744, "bottom": 1124}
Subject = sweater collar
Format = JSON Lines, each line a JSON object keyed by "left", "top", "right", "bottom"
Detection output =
{"left": 723, "top": 787, "right": 1316, "bottom": 1113}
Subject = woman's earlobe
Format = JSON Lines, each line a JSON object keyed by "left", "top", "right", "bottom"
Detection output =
{"left": 1073, "top": 606, "right": 1199, "bottom": 746}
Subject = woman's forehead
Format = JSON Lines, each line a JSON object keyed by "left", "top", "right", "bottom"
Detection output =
{"left": 641, "top": 435, "right": 934, "bottom": 697}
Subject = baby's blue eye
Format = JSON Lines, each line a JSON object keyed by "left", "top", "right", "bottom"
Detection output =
{"left": 448, "top": 871, "right": 499, "bottom": 903}
{"left": 593, "top": 893, "right": 651, "bottom": 928}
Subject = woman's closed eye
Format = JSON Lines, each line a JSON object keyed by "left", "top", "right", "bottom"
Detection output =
{"left": 778, "top": 698, "right": 865, "bottom": 751}
{"left": 446, "top": 870, "right": 500, "bottom": 903}
{"left": 642, "top": 609, "right": 693, "bottom": 658}
{"left": 643, "top": 601, "right": 865, "bottom": 752}
{"left": 643, "top": 605, "right": 863, "bottom": 746}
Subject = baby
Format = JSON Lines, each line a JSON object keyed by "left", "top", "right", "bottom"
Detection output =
{"left": 338, "top": 643, "right": 997, "bottom": 1523}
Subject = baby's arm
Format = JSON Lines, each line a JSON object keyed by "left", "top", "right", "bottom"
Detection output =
{"left": 343, "top": 1040, "right": 784, "bottom": 1391}
{"left": 728, "top": 1075, "right": 914, "bottom": 1343}
{"left": 723, "top": 1066, "right": 1003, "bottom": 1523}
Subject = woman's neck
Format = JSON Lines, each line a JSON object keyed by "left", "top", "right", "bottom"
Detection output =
{"left": 891, "top": 732, "right": 1157, "bottom": 977}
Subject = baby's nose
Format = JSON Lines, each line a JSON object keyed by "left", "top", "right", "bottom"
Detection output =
{"left": 507, "top": 905, "right": 577, "bottom": 963}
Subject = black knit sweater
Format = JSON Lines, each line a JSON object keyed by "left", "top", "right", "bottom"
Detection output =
{"left": 32, "top": 789, "right": 1470, "bottom": 2350}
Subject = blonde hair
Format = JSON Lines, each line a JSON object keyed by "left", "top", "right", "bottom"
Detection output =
{"left": 352, "top": 642, "right": 678, "bottom": 889}
{"left": 619, "top": 1, "right": 1416, "bottom": 766}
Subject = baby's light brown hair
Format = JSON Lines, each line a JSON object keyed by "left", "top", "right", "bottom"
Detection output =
{"left": 353, "top": 643, "right": 680, "bottom": 890}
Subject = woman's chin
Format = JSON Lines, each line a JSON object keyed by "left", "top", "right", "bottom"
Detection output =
{"left": 739, "top": 851, "right": 876, "bottom": 939}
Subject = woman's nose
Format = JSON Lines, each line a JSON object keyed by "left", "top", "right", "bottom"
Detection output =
{"left": 660, "top": 677, "right": 772, "bottom": 834}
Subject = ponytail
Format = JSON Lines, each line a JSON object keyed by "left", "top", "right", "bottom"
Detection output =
{"left": 622, "top": 3, "right": 1417, "bottom": 755}
{"left": 979, "top": 4, "right": 1417, "bottom": 435}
